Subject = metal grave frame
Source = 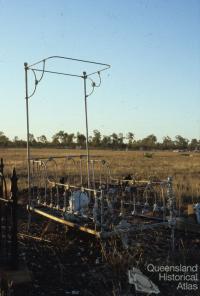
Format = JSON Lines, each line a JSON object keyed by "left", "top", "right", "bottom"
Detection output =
{"left": 24, "top": 56, "right": 111, "bottom": 208}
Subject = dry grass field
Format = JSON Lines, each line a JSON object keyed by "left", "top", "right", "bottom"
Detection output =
{"left": 1, "top": 148, "right": 200, "bottom": 203}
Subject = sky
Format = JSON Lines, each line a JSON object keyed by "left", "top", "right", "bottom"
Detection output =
{"left": 0, "top": 0, "right": 199, "bottom": 142}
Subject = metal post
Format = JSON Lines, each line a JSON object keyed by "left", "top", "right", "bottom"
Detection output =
{"left": 83, "top": 72, "right": 90, "bottom": 188}
{"left": 25, "top": 63, "right": 32, "bottom": 232}
{"left": 24, "top": 63, "right": 31, "bottom": 208}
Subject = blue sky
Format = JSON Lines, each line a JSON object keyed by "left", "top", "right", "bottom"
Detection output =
{"left": 0, "top": 0, "right": 199, "bottom": 141}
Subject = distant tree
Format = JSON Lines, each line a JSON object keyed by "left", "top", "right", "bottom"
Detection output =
{"left": 76, "top": 132, "right": 86, "bottom": 147}
{"left": 174, "top": 135, "right": 189, "bottom": 150}
{"left": 189, "top": 138, "right": 199, "bottom": 150}
{"left": 12, "top": 136, "right": 26, "bottom": 147}
{"left": 53, "top": 131, "right": 65, "bottom": 144}
{"left": 67, "top": 133, "right": 75, "bottom": 147}
{"left": 62, "top": 132, "right": 69, "bottom": 145}
{"left": 0, "top": 131, "right": 9, "bottom": 147}
{"left": 52, "top": 133, "right": 60, "bottom": 145}
{"left": 141, "top": 134, "right": 157, "bottom": 150}
{"left": 111, "top": 133, "right": 118, "bottom": 147}
{"left": 28, "top": 133, "right": 36, "bottom": 145}
{"left": 51, "top": 131, "right": 74, "bottom": 147}
{"left": 118, "top": 133, "right": 124, "bottom": 148}
{"left": 92, "top": 130, "right": 101, "bottom": 147}
{"left": 28, "top": 133, "right": 37, "bottom": 146}
{"left": 162, "top": 136, "right": 174, "bottom": 150}
{"left": 132, "top": 139, "right": 141, "bottom": 150}
{"left": 56, "top": 130, "right": 65, "bottom": 144}
{"left": 37, "top": 135, "right": 48, "bottom": 144}
{"left": 101, "top": 135, "right": 111, "bottom": 148}
{"left": 127, "top": 132, "right": 134, "bottom": 146}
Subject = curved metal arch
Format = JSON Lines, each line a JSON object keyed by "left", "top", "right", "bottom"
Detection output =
{"left": 27, "top": 55, "right": 111, "bottom": 76}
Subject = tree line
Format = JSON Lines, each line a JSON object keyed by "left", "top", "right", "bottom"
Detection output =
{"left": 0, "top": 130, "right": 199, "bottom": 151}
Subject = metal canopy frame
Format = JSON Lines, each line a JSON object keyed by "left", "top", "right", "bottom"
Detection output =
{"left": 24, "top": 56, "right": 111, "bottom": 208}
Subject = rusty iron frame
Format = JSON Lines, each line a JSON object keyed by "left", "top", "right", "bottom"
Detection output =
{"left": 24, "top": 56, "right": 111, "bottom": 209}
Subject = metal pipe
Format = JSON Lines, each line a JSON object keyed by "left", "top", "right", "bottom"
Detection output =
{"left": 83, "top": 72, "right": 90, "bottom": 188}
{"left": 24, "top": 63, "right": 31, "bottom": 209}
{"left": 29, "top": 206, "right": 101, "bottom": 237}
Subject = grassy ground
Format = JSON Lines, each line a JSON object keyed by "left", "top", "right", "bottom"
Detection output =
{"left": 1, "top": 148, "right": 200, "bottom": 296}
{"left": 1, "top": 148, "right": 200, "bottom": 202}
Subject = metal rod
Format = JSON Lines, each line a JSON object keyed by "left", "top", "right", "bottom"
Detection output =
{"left": 30, "top": 68, "right": 82, "bottom": 78}
{"left": 87, "top": 67, "right": 110, "bottom": 77}
{"left": 29, "top": 206, "right": 101, "bottom": 237}
{"left": 28, "top": 55, "right": 111, "bottom": 69}
{"left": 24, "top": 63, "right": 31, "bottom": 209}
{"left": 83, "top": 72, "right": 90, "bottom": 188}
{"left": 29, "top": 67, "right": 109, "bottom": 79}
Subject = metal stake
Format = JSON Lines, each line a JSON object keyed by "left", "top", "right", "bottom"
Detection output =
{"left": 83, "top": 72, "right": 90, "bottom": 188}
{"left": 24, "top": 63, "right": 31, "bottom": 208}
{"left": 25, "top": 63, "right": 32, "bottom": 232}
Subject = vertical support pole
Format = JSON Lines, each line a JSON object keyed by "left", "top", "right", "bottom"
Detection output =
{"left": 10, "top": 168, "right": 18, "bottom": 269}
{"left": 24, "top": 62, "right": 31, "bottom": 208}
{"left": 25, "top": 62, "right": 32, "bottom": 231}
{"left": 83, "top": 72, "right": 90, "bottom": 188}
